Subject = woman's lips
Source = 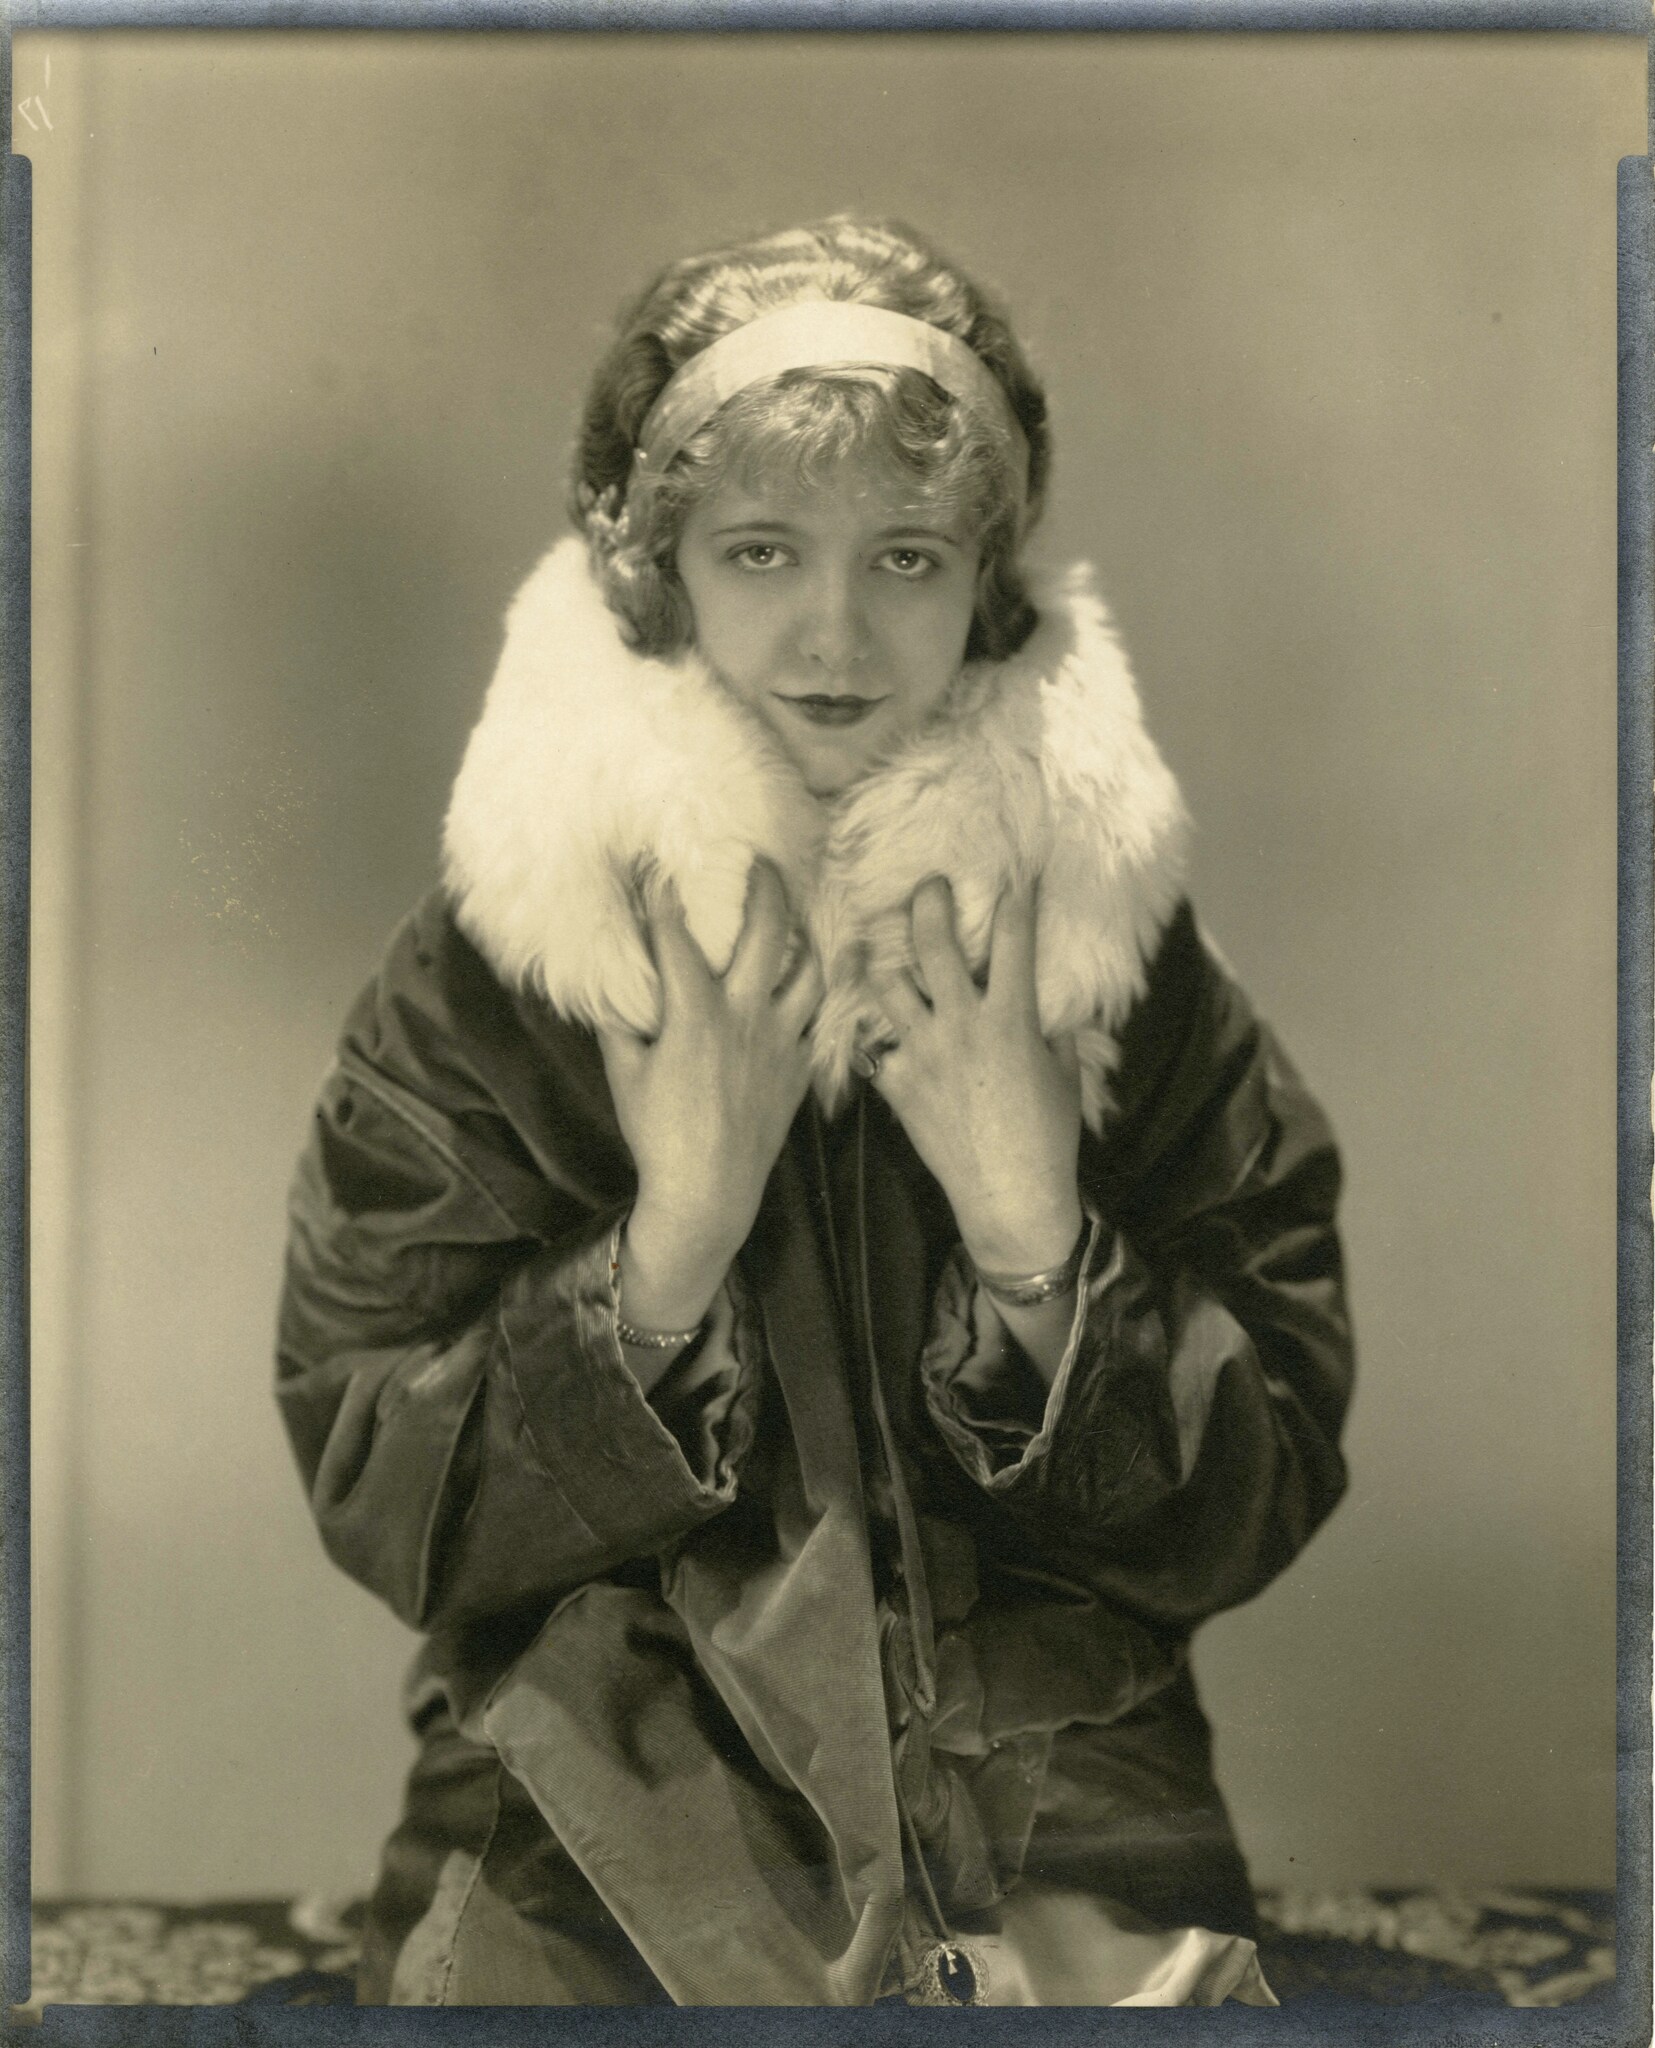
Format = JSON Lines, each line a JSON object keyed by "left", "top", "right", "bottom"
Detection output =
{"left": 776, "top": 693, "right": 888, "bottom": 728}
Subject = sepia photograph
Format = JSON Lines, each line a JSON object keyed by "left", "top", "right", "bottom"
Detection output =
{"left": 12, "top": 16, "right": 1646, "bottom": 2026}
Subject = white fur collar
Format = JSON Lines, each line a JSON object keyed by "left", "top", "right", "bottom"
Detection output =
{"left": 443, "top": 538, "right": 1189, "bottom": 1128}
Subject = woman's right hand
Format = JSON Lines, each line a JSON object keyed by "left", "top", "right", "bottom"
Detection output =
{"left": 597, "top": 860, "right": 823, "bottom": 1334}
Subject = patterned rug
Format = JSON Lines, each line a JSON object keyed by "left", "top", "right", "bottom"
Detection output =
{"left": 20, "top": 1888, "right": 1617, "bottom": 2011}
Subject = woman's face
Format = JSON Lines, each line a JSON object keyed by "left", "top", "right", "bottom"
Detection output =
{"left": 675, "top": 457, "right": 982, "bottom": 800}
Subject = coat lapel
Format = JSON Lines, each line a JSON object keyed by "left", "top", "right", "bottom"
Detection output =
{"left": 480, "top": 1130, "right": 912, "bottom": 2005}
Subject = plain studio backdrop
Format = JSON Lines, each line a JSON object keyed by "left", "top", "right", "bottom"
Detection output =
{"left": 22, "top": 30, "right": 1641, "bottom": 1901}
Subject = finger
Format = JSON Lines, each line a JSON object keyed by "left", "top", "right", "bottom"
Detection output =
{"left": 595, "top": 1020, "right": 648, "bottom": 1084}
{"left": 986, "top": 875, "right": 1040, "bottom": 1017}
{"left": 871, "top": 968, "right": 929, "bottom": 1037}
{"left": 908, "top": 875, "right": 975, "bottom": 1011}
{"left": 644, "top": 875, "right": 715, "bottom": 1014}
{"left": 725, "top": 857, "right": 793, "bottom": 1002}
{"left": 776, "top": 947, "right": 826, "bottom": 1035}
{"left": 865, "top": 1031, "right": 916, "bottom": 1104}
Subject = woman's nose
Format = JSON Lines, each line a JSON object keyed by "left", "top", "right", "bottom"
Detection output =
{"left": 798, "top": 574, "right": 871, "bottom": 676}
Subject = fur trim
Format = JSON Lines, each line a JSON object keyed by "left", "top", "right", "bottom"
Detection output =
{"left": 443, "top": 538, "right": 1189, "bottom": 1128}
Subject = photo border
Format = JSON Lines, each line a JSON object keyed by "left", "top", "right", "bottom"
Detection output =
{"left": 2, "top": 6, "right": 1646, "bottom": 2042}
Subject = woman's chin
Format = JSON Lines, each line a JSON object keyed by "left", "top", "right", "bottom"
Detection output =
{"left": 777, "top": 729, "right": 903, "bottom": 801}
{"left": 780, "top": 744, "right": 868, "bottom": 802}
{"left": 747, "top": 695, "right": 917, "bottom": 800}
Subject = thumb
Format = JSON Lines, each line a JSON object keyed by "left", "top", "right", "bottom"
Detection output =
{"left": 1050, "top": 1030, "right": 1082, "bottom": 1082}
{"left": 595, "top": 1020, "right": 648, "bottom": 1088}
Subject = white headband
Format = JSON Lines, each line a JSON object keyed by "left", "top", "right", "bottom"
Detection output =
{"left": 632, "top": 299, "right": 1029, "bottom": 482}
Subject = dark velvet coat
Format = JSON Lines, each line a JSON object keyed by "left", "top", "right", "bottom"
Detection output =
{"left": 277, "top": 880, "right": 1352, "bottom": 2004}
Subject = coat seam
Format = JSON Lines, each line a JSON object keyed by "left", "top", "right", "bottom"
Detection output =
{"left": 335, "top": 1051, "right": 529, "bottom": 1238}
{"left": 409, "top": 1365, "right": 489, "bottom": 1629}
{"left": 434, "top": 1763, "right": 504, "bottom": 2005}
{"left": 493, "top": 1300, "right": 598, "bottom": 1521}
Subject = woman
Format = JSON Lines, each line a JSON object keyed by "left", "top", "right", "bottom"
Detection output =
{"left": 277, "top": 215, "right": 1353, "bottom": 2006}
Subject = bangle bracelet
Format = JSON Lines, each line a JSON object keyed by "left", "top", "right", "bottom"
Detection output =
{"left": 973, "top": 1220, "right": 1090, "bottom": 1308}
{"left": 609, "top": 1216, "right": 703, "bottom": 1349}
{"left": 616, "top": 1312, "right": 704, "bottom": 1351}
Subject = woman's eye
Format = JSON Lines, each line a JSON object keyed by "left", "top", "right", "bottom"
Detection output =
{"left": 729, "top": 542, "right": 789, "bottom": 570}
{"left": 879, "top": 548, "right": 939, "bottom": 579}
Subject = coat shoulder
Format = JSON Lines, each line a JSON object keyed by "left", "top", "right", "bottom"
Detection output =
{"left": 1103, "top": 901, "right": 1250, "bottom": 1126}
{"left": 344, "top": 890, "right": 590, "bottom": 1085}
{"left": 1090, "top": 900, "right": 1340, "bottom": 1238}
{"left": 329, "top": 888, "right": 618, "bottom": 1211}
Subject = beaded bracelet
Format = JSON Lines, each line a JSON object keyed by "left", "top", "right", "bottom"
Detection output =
{"left": 972, "top": 1220, "right": 1090, "bottom": 1308}
{"left": 607, "top": 1221, "right": 705, "bottom": 1350}
{"left": 615, "top": 1313, "right": 705, "bottom": 1351}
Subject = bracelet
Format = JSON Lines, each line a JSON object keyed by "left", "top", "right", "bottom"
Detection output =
{"left": 616, "top": 1313, "right": 705, "bottom": 1351}
{"left": 972, "top": 1219, "right": 1090, "bottom": 1308}
{"left": 607, "top": 1217, "right": 705, "bottom": 1348}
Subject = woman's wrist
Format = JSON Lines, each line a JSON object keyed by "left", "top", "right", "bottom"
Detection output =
{"left": 972, "top": 1217, "right": 1089, "bottom": 1308}
{"left": 617, "top": 1198, "right": 740, "bottom": 1336}
{"left": 956, "top": 1187, "right": 1085, "bottom": 1280}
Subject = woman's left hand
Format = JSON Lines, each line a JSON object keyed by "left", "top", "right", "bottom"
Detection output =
{"left": 869, "top": 875, "right": 1084, "bottom": 1275}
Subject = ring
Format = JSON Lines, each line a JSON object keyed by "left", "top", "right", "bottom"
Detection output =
{"left": 851, "top": 1037, "right": 898, "bottom": 1082}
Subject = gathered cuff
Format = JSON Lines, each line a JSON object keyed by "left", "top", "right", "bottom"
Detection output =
{"left": 500, "top": 1214, "right": 761, "bottom": 1555}
{"left": 918, "top": 1205, "right": 1133, "bottom": 1494}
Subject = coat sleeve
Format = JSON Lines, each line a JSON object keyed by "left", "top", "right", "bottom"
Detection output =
{"left": 275, "top": 897, "right": 762, "bottom": 1636}
{"left": 917, "top": 900, "right": 1353, "bottom": 1631}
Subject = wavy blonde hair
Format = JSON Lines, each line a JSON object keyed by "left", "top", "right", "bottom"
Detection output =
{"left": 569, "top": 217, "right": 1051, "bottom": 662}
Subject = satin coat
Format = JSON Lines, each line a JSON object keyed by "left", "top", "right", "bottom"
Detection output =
{"left": 276, "top": 884, "right": 1353, "bottom": 2005}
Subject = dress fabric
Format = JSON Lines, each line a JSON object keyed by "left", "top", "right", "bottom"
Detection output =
{"left": 277, "top": 884, "right": 1352, "bottom": 2007}
{"left": 924, "top": 1889, "right": 1278, "bottom": 2006}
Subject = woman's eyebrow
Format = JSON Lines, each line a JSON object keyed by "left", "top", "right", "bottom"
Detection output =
{"left": 705, "top": 518, "right": 964, "bottom": 547}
